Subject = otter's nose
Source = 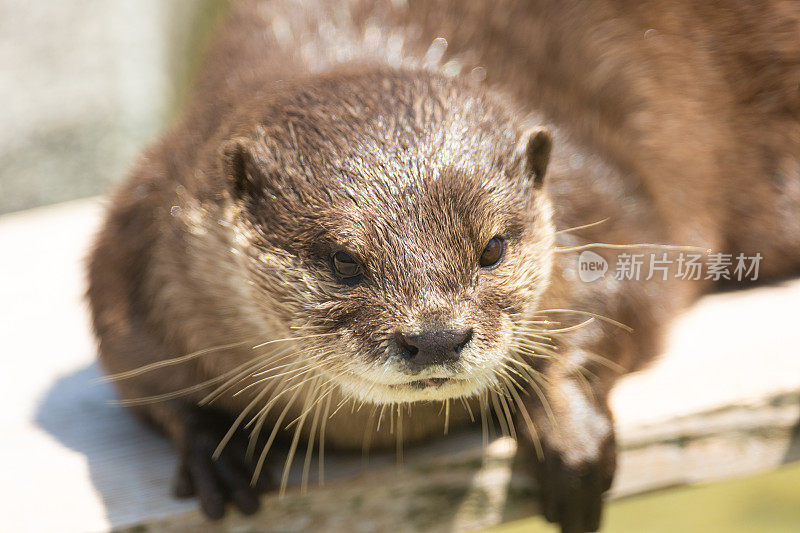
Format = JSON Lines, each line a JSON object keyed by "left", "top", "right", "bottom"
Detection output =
{"left": 396, "top": 328, "right": 473, "bottom": 367}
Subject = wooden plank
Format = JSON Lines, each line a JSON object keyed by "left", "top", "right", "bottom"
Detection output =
{"left": 1, "top": 199, "right": 798, "bottom": 532}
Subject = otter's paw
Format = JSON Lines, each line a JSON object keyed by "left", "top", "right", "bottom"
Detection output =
{"left": 173, "top": 411, "right": 271, "bottom": 519}
{"left": 533, "top": 438, "right": 615, "bottom": 533}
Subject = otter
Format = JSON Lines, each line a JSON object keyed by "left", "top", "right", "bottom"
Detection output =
{"left": 87, "top": 1, "right": 800, "bottom": 532}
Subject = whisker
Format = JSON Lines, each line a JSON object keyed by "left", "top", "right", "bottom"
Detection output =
{"left": 555, "top": 242, "right": 707, "bottom": 254}
{"left": 112, "top": 347, "right": 282, "bottom": 406}
{"left": 554, "top": 217, "right": 610, "bottom": 235}
{"left": 251, "top": 385, "right": 303, "bottom": 485}
{"left": 301, "top": 388, "right": 327, "bottom": 493}
{"left": 443, "top": 399, "right": 451, "bottom": 435}
{"left": 505, "top": 380, "right": 543, "bottom": 460}
{"left": 200, "top": 346, "right": 294, "bottom": 406}
{"left": 541, "top": 318, "right": 595, "bottom": 334}
{"left": 376, "top": 403, "right": 388, "bottom": 432}
{"left": 581, "top": 349, "right": 626, "bottom": 374}
{"left": 490, "top": 391, "right": 510, "bottom": 438}
{"left": 245, "top": 375, "right": 294, "bottom": 460}
{"left": 213, "top": 383, "right": 272, "bottom": 460}
{"left": 283, "top": 376, "right": 339, "bottom": 430}
{"left": 327, "top": 395, "right": 352, "bottom": 420}
{"left": 244, "top": 371, "right": 324, "bottom": 432}
{"left": 460, "top": 396, "right": 475, "bottom": 423}
{"left": 103, "top": 339, "right": 255, "bottom": 382}
{"left": 396, "top": 404, "right": 404, "bottom": 465}
{"left": 279, "top": 377, "right": 320, "bottom": 495}
{"left": 103, "top": 331, "right": 337, "bottom": 383}
{"left": 251, "top": 332, "right": 338, "bottom": 350}
{"left": 235, "top": 357, "right": 328, "bottom": 397}
{"left": 496, "top": 383, "right": 518, "bottom": 440}
{"left": 479, "top": 392, "right": 489, "bottom": 447}
{"left": 507, "top": 359, "right": 557, "bottom": 430}
{"left": 570, "top": 364, "right": 600, "bottom": 404}
{"left": 536, "top": 308, "right": 633, "bottom": 332}
{"left": 248, "top": 348, "right": 327, "bottom": 378}
{"left": 318, "top": 393, "right": 332, "bottom": 486}
{"left": 361, "top": 405, "right": 379, "bottom": 465}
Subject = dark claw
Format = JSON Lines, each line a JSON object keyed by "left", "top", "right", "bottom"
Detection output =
{"left": 173, "top": 409, "right": 272, "bottom": 519}
{"left": 173, "top": 462, "right": 195, "bottom": 498}
{"left": 215, "top": 452, "right": 260, "bottom": 515}
{"left": 186, "top": 446, "right": 227, "bottom": 519}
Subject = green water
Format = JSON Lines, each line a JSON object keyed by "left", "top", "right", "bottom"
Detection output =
{"left": 489, "top": 461, "right": 800, "bottom": 533}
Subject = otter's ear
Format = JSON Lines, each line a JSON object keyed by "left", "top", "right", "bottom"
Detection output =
{"left": 219, "top": 136, "right": 269, "bottom": 198}
{"left": 523, "top": 128, "right": 553, "bottom": 189}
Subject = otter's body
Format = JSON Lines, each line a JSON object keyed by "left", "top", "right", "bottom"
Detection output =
{"left": 88, "top": 1, "right": 800, "bottom": 530}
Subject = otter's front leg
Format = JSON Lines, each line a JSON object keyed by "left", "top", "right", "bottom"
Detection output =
{"left": 518, "top": 363, "right": 617, "bottom": 533}
{"left": 136, "top": 400, "right": 272, "bottom": 519}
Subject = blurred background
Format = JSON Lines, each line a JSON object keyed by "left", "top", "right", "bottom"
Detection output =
{"left": 0, "top": 0, "right": 227, "bottom": 214}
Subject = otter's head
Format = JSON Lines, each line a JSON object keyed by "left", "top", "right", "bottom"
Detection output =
{"left": 220, "top": 71, "right": 555, "bottom": 404}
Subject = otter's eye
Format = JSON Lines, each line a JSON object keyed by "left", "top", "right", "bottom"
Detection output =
{"left": 479, "top": 236, "right": 505, "bottom": 268}
{"left": 332, "top": 251, "right": 363, "bottom": 280}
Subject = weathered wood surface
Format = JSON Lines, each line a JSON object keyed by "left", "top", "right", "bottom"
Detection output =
{"left": 1, "top": 199, "right": 798, "bottom": 532}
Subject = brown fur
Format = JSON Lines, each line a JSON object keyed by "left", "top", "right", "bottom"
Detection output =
{"left": 88, "top": 0, "right": 800, "bottom": 530}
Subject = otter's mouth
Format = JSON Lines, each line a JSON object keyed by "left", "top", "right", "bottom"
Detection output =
{"left": 336, "top": 370, "right": 491, "bottom": 404}
{"left": 405, "top": 377, "right": 450, "bottom": 389}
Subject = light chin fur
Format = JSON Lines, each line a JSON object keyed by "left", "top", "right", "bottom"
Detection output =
{"left": 334, "top": 371, "right": 498, "bottom": 405}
